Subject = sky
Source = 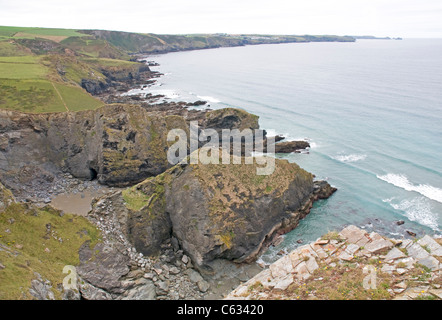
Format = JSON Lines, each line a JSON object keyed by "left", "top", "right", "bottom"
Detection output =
{"left": 1, "top": 0, "right": 442, "bottom": 37}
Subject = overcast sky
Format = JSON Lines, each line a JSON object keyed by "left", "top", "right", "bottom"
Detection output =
{"left": 1, "top": 0, "right": 442, "bottom": 37}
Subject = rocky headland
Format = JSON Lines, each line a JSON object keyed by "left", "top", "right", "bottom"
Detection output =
{"left": 0, "top": 60, "right": 335, "bottom": 299}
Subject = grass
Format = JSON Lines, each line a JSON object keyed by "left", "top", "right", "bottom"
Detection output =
{"left": 0, "top": 26, "right": 84, "bottom": 43}
{"left": 0, "top": 79, "right": 66, "bottom": 113}
{"left": 0, "top": 79, "right": 103, "bottom": 113}
{"left": 0, "top": 203, "right": 101, "bottom": 299}
{"left": 53, "top": 83, "right": 103, "bottom": 112}
{"left": 0, "top": 41, "right": 30, "bottom": 56}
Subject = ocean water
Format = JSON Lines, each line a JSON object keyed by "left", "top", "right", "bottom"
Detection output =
{"left": 143, "top": 39, "right": 442, "bottom": 263}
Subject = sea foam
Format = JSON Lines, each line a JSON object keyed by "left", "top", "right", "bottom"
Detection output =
{"left": 197, "top": 95, "right": 221, "bottom": 103}
{"left": 377, "top": 173, "right": 442, "bottom": 204}
{"left": 332, "top": 153, "right": 367, "bottom": 163}
{"left": 383, "top": 197, "right": 439, "bottom": 231}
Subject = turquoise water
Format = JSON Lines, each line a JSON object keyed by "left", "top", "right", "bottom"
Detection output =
{"left": 143, "top": 39, "right": 442, "bottom": 263}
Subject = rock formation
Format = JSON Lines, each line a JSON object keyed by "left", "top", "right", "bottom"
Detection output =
{"left": 88, "top": 151, "right": 336, "bottom": 273}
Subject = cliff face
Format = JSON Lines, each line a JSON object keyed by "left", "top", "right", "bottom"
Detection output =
{"left": 0, "top": 104, "right": 260, "bottom": 198}
{"left": 89, "top": 152, "right": 335, "bottom": 272}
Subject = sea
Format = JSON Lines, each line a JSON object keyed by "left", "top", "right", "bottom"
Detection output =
{"left": 136, "top": 39, "right": 442, "bottom": 264}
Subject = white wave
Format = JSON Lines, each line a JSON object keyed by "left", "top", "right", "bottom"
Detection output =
{"left": 332, "top": 153, "right": 367, "bottom": 163}
{"left": 377, "top": 173, "right": 442, "bottom": 204}
{"left": 197, "top": 95, "right": 221, "bottom": 103}
{"left": 383, "top": 197, "right": 439, "bottom": 231}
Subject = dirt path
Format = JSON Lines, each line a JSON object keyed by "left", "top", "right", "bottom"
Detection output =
{"left": 51, "top": 82, "right": 69, "bottom": 112}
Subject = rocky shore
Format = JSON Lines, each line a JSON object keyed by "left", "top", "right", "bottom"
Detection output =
{"left": 226, "top": 225, "right": 442, "bottom": 300}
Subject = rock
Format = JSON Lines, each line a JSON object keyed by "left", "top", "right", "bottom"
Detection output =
{"left": 406, "top": 230, "right": 417, "bottom": 237}
{"left": 429, "top": 289, "right": 442, "bottom": 299}
{"left": 418, "top": 256, "right": 440, "bottom": 271}
{"left": 383, "top": 247, "right": 406, "bottom": 262}
{"left": 364, "top": 239, "right": 394, "bottom": 254}
{"left": 270, "top": 255, "right": 294, "bottom": 278}
{"left": 78, "top": 281, "right": 112, "bottom": 300}
{"left": 181, "top": 255, "right": 189, "bottom": 265}
{"left": 305, "top": 257, "right": 319, "bottom": 273}
{"left": 169, "top": 266, "right": 180, "bottom": 275}
{"left": 197, "top": 280, "right": 210, "bottom": 293}
{"left": 338, "top": 251, "right": 354, "bottom": 261}
{"left": 0, "top": 263, "right": 5, "bottom": 270}
{"left": 77, "top": 242, "right": 130, "bottom": 294}
{"left": 294, "top": 261, "right": 310, "bottom": 280}
{"left": 273, "top": 276, "right": 294, "bottom": 291}
{"left": 155, "top": 280, "right": 169, "bottom": 296}
{"left": 313, "top": 180, "right": 337, "bottom": 199}
{"left": 339, "top": 225, "right": 367, "bottom": 244}
{"left": 29, "top": 273, "right": 55, "bottom": 300}
{"left": 407, "top": 243, "right": 430, "bottom": 260}
{"left": 273, "top": 140, "right": 310, "bottom": 153}
{"left": 417, "top": 235, "right": 442, "bottom": 256}
{"left": 345, "top": 243, "right": 360, "bottom": 255}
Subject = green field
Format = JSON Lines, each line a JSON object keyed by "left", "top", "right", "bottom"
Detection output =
{"left": 0, "top": 26, "right": 84, "bottom": 41}
{"left": 0, "top": 79, "right": 103, "bottom": 113}
{"left": 0, "top": 56, "right": 49, "bottom": 79}
{"left": 53, "top": 83, "right": 103, "bottom": 112}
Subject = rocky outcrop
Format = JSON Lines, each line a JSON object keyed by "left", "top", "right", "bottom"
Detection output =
{"left": 227, "top": 225, "right": 442, "bottom": 300}
{"left": 88, "top": 152, "right": 336, "bottom": 273}
{"left": 0, "top": 104, "right": 260, "bottom": 198}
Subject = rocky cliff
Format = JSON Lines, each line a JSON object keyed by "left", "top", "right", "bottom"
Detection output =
{"left": 88, "top": 151, "right": 336, "bottom": 273}
{"left": 0, "top": 104, "right": 259, "bottom": 200}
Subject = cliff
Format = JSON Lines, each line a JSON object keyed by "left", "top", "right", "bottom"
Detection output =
{"left": 0, "top": 104, "right": 259, "bottom": 200}
{"left": 88, "top": 151, "right": 336, "bottom": 272}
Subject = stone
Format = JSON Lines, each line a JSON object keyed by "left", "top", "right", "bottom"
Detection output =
{"left": 368, "top": 232, "right": 384, "bottom": 242}
{"left": 400, "top": 239, "right": 413, "bottom": 249}
{"left": 345, "top": 243, "right": 360, "bottom": 255}
{"left": 406, "top": 230, "right": 417, "bottom": 237}
{"left": 418, "top": 256, "right": 440, "bottom": 271}
{"left": 429, "top": 289, "right": 442, "bottom": 299}
{"left": 407, "top": 243, "right": 430, "bottom": 260}
{"left": 29, "top": 273, "right": 55, "bottom": 300}
{"left": 143, "top": 273, "right": 155, "bottom": 279}
{"left": 394, "top": 281, "right": 407, "bottom": 290}
{"left": 396, "top": 268, "right": 407, "bottom": 275}
{"left": 364, "top": 239, "right": 394, "bottom": 254}
{"left": 380, "top": 264, "right": 396, "bottom": 274}
{"left": 395, "top": 257, "right": 415, "bottom": 269}
{"left": 384, "top": 247, "right": 406, "bottom": 262}
{"left": 338, "top": 251, "right": 354, "bottom": 261}
{"left": 77, "top": 242, "right": 130, "bottom": 294}
{"left": 305, "top": 257, "right": 319, "bottom": 273}
{"left": 169, "top": 266, "right": 180, "bottom": 275}
{"left": 181, "top": 255, "right": 189, "bottom": 264}
{"left": 339, "top": 225, "right": 367, "bottom": 244}
{"left": 273, "top": 276, "right": 294, "bottom": 291}
{"left": 417, "top": 235, "right": 442, "bottom": 256}
{"left": 155, "top": 281, "right": 169, "bottom": 296}
{"left": 270, "top": 255, "right": 293, "bottom": 279}
{"left": 79, "top": 281, "right": 113, "bottom": 300}
{"left": 197, "top": 280, "right": 210, "bottom": 293}
{"left": 294, "top": 261, "right": 310, "bottom": 280}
